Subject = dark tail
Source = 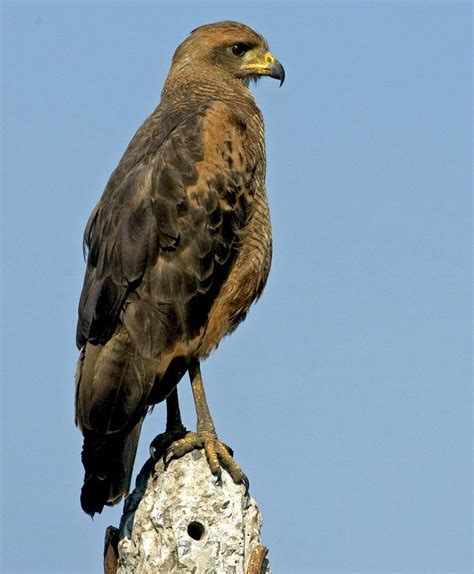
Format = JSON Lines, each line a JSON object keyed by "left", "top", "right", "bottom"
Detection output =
{"left": 80, "top": 417, "right": 144, "bottom": 516}
{"left": 75, "top": 330, "right": 156, "bottom": 516}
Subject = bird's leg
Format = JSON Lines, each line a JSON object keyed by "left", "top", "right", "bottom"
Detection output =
{"left": 165, "top": 358, "right": 248, "bottom": 489}
{"left": 149, "top": 388, "right": 188, "bottom": 461}
{"left": 165, "top": 386, "right": 186, "bottom": 434}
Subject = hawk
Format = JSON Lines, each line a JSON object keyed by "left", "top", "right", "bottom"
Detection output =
{"left": 75, "top": 21, "right": 284, "bottom": 516}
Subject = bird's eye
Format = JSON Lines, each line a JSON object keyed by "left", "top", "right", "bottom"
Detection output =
{"left": 232, "top": 43, "right": 249, "bottom": 57}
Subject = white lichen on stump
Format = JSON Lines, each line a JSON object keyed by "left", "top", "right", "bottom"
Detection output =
{"left": 113, "top": 450, "right": 270, "bottom": 573}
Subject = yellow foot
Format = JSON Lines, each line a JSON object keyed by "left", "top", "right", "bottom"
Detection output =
{"left": 149, "top": 425, "right": 188, "bottom": 461}
{"left": 164, "top": 431, "right": 249, "bottom": 491}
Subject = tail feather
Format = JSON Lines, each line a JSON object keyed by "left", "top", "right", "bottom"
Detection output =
{"left": 80, "top": 417, "right": 144, "bottom": 516}
{"left": 76, "top": 329, "right": 155, "bottom": 516}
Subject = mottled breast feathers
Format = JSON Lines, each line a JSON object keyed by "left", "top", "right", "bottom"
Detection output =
{"left": 76, "top": 99, "right": 262, "bottom": 362}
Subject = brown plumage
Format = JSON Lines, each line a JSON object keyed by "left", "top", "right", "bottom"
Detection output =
{"left": 75, "top": 21, "right": 284, "bottom": 516}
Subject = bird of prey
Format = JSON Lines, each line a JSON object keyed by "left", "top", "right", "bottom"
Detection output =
{"left": 75, "top": 21, "right": 284, "bottom": 516}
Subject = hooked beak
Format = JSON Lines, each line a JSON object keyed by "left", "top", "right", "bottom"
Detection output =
{"left": 243, "top": 51, "right": 285, "bottom": 86}
{"left": 267, "top": 58, "right": 285, "bottom": 86}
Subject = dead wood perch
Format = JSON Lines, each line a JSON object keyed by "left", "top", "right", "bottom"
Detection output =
{"left": 104, "top": 450, "right": 270, "bottom": 574}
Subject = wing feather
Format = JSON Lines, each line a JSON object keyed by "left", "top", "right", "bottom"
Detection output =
{"left": 77, "top": 100, "right": 256, "bottom": 363}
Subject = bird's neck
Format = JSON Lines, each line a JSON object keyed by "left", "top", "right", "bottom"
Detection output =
{"left": 161, "top": 67, "right": 256, "bottom": 108}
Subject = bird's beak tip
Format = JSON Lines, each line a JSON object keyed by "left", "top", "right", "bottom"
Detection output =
{"left": 269, "top": 60, "right": 285, "bottom": 87}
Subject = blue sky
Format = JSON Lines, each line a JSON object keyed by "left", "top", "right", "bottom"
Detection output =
{"left": 1, "top": 1, "right": 471, "bottom": 573}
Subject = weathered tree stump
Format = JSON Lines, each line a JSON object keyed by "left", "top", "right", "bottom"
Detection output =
{"left": 104, "top": 450, "right": 270, "bottom": 574}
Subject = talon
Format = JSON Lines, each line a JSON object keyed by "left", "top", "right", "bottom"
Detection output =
{"left": 150, "top": 437, "right": 166, "bottom": 461}
{"left": 214, "top": 467, "right": 222, "bottom": 486}
{"left": 163, "top": 446, "right": 174, "bottom": 469}
{"left": 150, "top": 436, "right": 164, "bottom": 460}
{"left": 150, "top": 425, "right": 189, "bottom": 462}
{"left": 241, "top": 474, "right": 250, "bottom": 495}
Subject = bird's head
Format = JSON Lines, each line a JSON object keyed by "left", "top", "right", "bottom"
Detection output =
{"left": 166, "top": 21, "right": 285, "bottom": 92}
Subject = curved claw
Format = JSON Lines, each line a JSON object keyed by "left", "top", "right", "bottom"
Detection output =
{"left": 163, "top": 446, "right": 173, "bottom": 469}
{"left": 163, "top": 441, "right": 186, "bottom": 469}
{"left": 241, "top": 473, "right": 250, "bottom": 495}
{"left": 150, "top": 426, "right": 188, "bottom": 462}
{"left": 214, "top": 466, "right": 222, "bottom": 486}
{"left": 150, "top": 437, "right": 168, "bottom": 461}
